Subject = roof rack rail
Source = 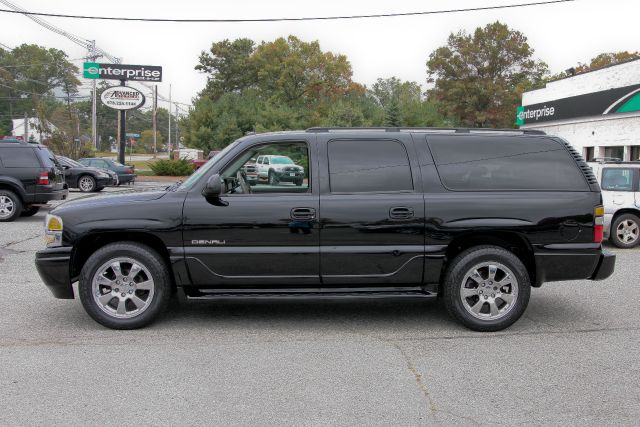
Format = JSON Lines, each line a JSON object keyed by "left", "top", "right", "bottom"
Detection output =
{"left": 305, "top": 127, "right": 546, "bottom": 135}
{"left": 590, "top": 157, "right": 640, "bottom": 164}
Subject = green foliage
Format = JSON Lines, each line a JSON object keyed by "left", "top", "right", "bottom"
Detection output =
{"left": 384, "top": 98, "right": 402, "bottom": 127}
{"left": 547, "top": 51, "right": 640, "bottom": 81}
{"left": 426, "top": 21, "right": 548, "bottom": 128}
{"left": 149, "top": 159, "right": 194, "bottom": 176}
{"left": 138, "top": 129, "right": 164, "bottom": 153}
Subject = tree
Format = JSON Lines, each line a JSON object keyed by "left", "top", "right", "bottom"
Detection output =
{"left": 196, "top": 38, "right": 256, "bottom": 100}
{"left": 550, "top": 51, "right": 640, "bottom": 80}
{"left": 384, "top": 97, "right": 401, "bottom": 127}
{"left": 139, "top": 129, "right": 164, "bottom": 153}
{"left": 0, "top": 44, "right": 79, "bottom": 141}
{"left": 426, "top": 22, "right": 548, "bottom": 128}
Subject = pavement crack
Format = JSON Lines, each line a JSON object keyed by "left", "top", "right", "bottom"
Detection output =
{"left": 1, "top": 233, "right": 41, "bottom": 249}
{"left": 392, "top": 342, "right": 438, "bottom": 417}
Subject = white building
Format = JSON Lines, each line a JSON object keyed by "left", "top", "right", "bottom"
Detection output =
{"left": 11, "top": 117, "right": 55, "bottom": 143}
{"left": 518, "top": 59, "right": 640, "bottom": 161}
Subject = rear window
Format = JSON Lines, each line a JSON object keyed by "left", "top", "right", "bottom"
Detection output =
{"left": 0, "top": 147, "right": 40, "bottom": 168}
{"left": 601, "top": 168, "right": 634, "bottom": 191}
{"left": 429, "top": 135, "right": 589, "bottom": 191}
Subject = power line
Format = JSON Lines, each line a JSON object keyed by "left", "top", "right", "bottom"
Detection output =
{"left": 0, "top": 0, "right": 575, "bottom": 22}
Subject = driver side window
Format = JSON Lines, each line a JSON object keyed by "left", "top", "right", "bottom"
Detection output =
{"left": 220, "top": 141, "right": 310, "bottom": 195}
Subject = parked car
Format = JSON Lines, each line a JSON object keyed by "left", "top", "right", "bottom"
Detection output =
{"left": 0, "top": 140, "right": 67, "bottom": 221}
{"left": 56, "top": 156, "right": 117, "bottom": 192}
{"left": 78, "top": 158, "right": 136, "bottom": 185}
{"left": 255, "top": 154, "right": 305, "bottom": 186}
{"left": 35, "top": 128, "right": 614, "bottom": 331}
{"left": 587, "top": 160, "right": 640, "bottom": 248}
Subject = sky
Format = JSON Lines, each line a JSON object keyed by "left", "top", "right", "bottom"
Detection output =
{"left": 1, "top": 0, "right": 639, "bottom": 114}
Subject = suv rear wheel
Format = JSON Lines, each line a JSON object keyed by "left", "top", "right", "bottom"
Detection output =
{"left": 0, "top": 190, "right": 22, "bottom": 222}
{"left": 78, "top": 242, "right": 171, "bottom": 329}
{"left": 610, "top": 213, "right": 640, "bottom": 248}
{"left": 443, "top": 245, "right": 531, "bottom": 332}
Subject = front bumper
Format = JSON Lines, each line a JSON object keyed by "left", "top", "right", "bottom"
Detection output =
{"left": 275, "top": 170, "right": 304, "bottom": 182}
{"left": 35, "top": 247, "right": 74, "bottom": 299}
{"left": 590, "top": 251, "right": 616, "bottom": 280}
{"left": 96, "top": 176, "right": 115, "bottom": 187}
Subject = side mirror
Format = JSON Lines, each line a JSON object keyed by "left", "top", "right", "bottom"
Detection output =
{"left": 62, "top": 165, "right": 70, "bottom": 170}
{"left": 202, "top": 174, "right": 222, "bottom": 198}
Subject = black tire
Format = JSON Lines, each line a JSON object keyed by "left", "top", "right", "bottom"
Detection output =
{"left": 78, "top": 175, "right": 96, "bottom": 192}
{"left": 295, "top": 178, "right": 303, "bottom": 186}
{"left": 20, "top": 205, "right": 41, "bottom": 217}
{"left": 0, "top": 189, "right": 22, "bottom": 222}
{"left": 78, "top": 242, "right": 172, "bottom": 329}
{"left": 268, "top": 170, "right": 279, "bottom": 185}
{"left": 610, "top": 213, "right": 640, "bottom": 248}
{"left": 443, "top": 245, "right": 531, "bottom": 332}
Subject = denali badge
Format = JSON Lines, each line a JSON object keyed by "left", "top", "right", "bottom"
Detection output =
{"left": 191, "top": 239, "right": 226, "bottom": 245}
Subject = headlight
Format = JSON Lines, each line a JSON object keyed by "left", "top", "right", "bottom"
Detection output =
{"left": 44, "top": 214, "right": 63, "bottom": 247}
{"left": 98, "top": 172, "right": 109, "bottom": 178}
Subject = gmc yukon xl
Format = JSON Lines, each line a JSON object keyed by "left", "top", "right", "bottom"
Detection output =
{"left": 35, "top": 128, "right": 615, "bottom": 331}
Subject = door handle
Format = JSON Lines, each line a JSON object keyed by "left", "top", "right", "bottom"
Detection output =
{"left": 389, "top": 206, "right": 414, "bottom": 220}
{"left": 291, "top": 207, "right": 316, "bottom": 220}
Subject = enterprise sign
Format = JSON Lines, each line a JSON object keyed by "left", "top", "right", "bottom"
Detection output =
{"left": 517, "top": 83, "right": 640, "bottom": 126}
{"left": 83, "top": 62, "right": 162, "bottom": 82}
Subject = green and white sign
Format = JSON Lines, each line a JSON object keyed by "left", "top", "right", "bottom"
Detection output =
{"left": 83, "top": 62, "right": 162, "bottom": 82}
{"left": 517, "top": 83, "right": 640, "bottom": 126}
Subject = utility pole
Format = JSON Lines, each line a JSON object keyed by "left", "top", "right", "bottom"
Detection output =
{"left": 168, "top": 83, "right": 172, "bottom": 156}
{"left": 175, "top": 104, "right": 178, "bottom": 145}
{"left": 118, "top": 79, "right": 126, "bottom": 164}
{"left": 152, "top": 85, "right": 157, "bottom": 158}
{"left": 23, "top": 112, "right": 28, "bottom": 142}
{"left": 87, "top": 40, "right": 100, "bottom": 150}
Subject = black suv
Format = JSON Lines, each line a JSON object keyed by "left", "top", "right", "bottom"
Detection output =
{"left": 0, "top": 141, "right": 67, "bottom": 221}
{"left": 35, "top": 128, "right": 615, "bottom": 331}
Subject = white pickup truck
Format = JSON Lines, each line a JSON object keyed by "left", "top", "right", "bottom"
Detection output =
{"left": 255, "top": 155, "right": 305, "bottom": 186}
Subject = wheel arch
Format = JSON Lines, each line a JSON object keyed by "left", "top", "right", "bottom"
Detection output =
{"left": 71, "top": 232, "right": 176, "bottom": 291}
{"left": 441, "top": 231, "right": 537, "bottom": 289}
{"left": 0, "top": 179, "right": 26, "bottom": 202}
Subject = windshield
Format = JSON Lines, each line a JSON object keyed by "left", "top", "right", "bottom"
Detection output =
{"left": 177, "top": 139, "right": 242, "bottom": 190}
{"left": 271, "top": 156, "right": 294, "bottom": 164}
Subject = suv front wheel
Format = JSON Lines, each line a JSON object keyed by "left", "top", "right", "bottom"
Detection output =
{"left": 78, "top": 242, "right": 172, "bottom": 329}
{"left": 443, "top": 246, "right": 531, "bottom": 332}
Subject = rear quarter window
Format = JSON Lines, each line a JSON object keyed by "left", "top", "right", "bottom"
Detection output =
{"left": 429, "top": 135, "right": 589, "bottom": 191}
{"left": 0, "top": 147, "right": 40, "bottom": 168}
{"left": 35, "top": 147, "right": 59, "bottom": 168}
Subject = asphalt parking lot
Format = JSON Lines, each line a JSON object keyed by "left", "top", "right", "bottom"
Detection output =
{"left": 1, "top": 186, "right": 639, "bottom": 426}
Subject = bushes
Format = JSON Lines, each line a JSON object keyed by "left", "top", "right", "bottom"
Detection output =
{"left": 149, "top": 159, "right": 194, "bottom": 176}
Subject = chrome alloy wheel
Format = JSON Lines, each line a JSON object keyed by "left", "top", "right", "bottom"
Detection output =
{"left": 79, "top": 176, "right": 95, "bottom": 192}
{"left": 92, "top": 257, "right": 155, "bottom": 319}
{"left": 0, "top": 195, "right": 14, "bottom": 219}
{"left": 460, "top": 262, "right": 518, "bottom": 321}
{"left": 616, "top": 219, "right": 639, "bottom": 244}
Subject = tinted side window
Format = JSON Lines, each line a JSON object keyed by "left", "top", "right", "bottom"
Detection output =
{"left": 0, "top": 147, "right": 40, "bottom": 168}
{"left": 601, "top": 168, "right": 634, "bottom": 191}
{"left": 430, "top": 135, "right": 588, "bottom": 191}
{"left": 328, "top": 139, "right": 413, "bottom": 193}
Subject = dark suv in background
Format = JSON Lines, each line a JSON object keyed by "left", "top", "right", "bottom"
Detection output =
{"left": 35, "top": 128, "right": 614, "bottom": 331}
{"left": 0, "top": 140, "right": 67, "bottom": 221}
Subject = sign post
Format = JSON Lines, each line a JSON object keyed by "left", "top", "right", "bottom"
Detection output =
{"left": 84, "top": 62, "right": 162, "bottom": 164}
